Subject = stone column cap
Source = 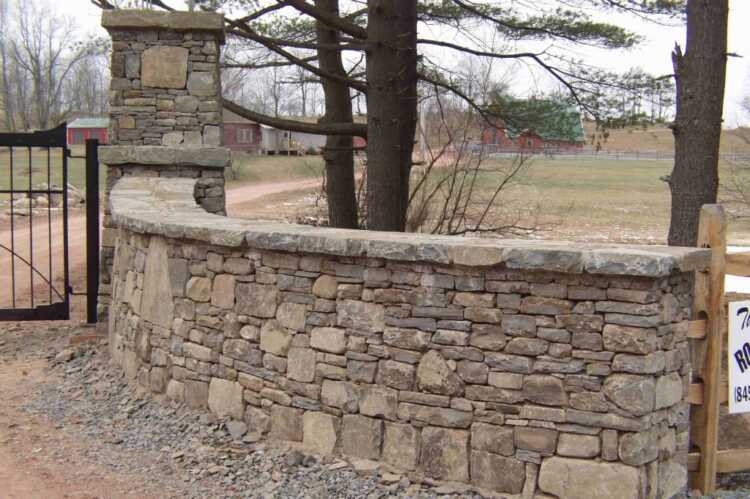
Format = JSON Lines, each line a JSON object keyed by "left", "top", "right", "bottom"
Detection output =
{"left": 100, "top": 145, "right": 230, "bottom": 168}
{"left": 102, "top": 10, "right": 225, "bottom": 42}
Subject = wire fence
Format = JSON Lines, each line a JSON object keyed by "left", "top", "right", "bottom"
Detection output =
{"left": 477, "top": 144, "right": 750, "bottom": 163}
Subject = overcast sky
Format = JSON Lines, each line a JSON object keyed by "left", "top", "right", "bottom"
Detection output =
{"left": 70, "top": 0, "right": 750, "bottom": 125}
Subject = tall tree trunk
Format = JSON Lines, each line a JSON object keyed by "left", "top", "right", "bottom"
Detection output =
{"left": 365, "top": 0, "right": 418, "bottom": 231}
{"left": 667, "top": 0, "right": 728, "bottom": 246}
{"left": 315, "top": 0, "right": 358, "bottom": 228}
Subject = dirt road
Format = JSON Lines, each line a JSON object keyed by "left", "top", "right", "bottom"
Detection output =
{"left": 0, "top": 179, "right": 319, "bottom": 314}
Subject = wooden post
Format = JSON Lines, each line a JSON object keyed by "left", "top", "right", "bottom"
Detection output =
{"left": 690, "top": 204, "right": 727, "bottom": 493}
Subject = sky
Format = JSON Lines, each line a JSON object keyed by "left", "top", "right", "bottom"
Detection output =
{"left": 69, "top": 0, "right": 750, "bottom": 125}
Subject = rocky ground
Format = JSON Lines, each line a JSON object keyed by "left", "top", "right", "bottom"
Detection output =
{"left": 1, "top": 319, "right": 750, "bottom": 499}
{"left": 0, "top": 320, "right": 489, "bottom": 499}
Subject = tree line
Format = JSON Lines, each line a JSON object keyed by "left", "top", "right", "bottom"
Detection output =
{"left": 0, "top": 0, "right": 109, "bottom": 132}
{"left": 93, "top": 0, "right": 691, "bottom": 233}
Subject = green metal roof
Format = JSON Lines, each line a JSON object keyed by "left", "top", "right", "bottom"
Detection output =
{"left": 68, "top": 117, "right": 110, "bottom": 129}
{"left": 498, "top": 99, "right": 585, "bottom": 143}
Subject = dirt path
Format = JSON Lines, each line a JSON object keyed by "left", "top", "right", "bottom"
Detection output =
{"left": 0, "top": 179, "right": 319, "bottom": 314}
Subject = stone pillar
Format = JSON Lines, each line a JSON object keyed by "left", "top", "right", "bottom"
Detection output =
{"left": 98, "top": 10, "right": 230, "bottom": 321}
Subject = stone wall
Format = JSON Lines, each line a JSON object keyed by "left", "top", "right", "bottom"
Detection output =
{"left": 98, "top": 11, "right": 229, "bottom": 321}
{"left": 105, "top": 176, "right": 711, "bottom": 499}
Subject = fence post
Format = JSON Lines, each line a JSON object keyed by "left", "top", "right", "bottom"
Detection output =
{"left": 85, "top": 139, "right": 100, "bottom": 324}
{"left": 690, "top": 204, "right": 727, "bottom": 493}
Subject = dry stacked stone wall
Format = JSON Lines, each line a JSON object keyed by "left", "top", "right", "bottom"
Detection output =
{"left": 107, "top": 203, "right": 698, "bottom": 498}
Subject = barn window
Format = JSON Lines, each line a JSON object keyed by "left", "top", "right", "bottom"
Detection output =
{"left": 72, "top": 130, "right": 85, "bottom": 144}
{"left": 237, "top": 128, "right": 252, "bottom": 143}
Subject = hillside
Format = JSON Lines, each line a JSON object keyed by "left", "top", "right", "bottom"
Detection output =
{"left": 582, "top": 122, "right": 750, "bottom": 154}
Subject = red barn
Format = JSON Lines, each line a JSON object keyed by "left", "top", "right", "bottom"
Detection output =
{"left": 67, "top": 117, "right": 109, "bottom": 145}
{"left": 223, "top": 109, "right": 262, "bottom": 153}
{"left": 481, "top": 101, "right": 585, "bottom": 153}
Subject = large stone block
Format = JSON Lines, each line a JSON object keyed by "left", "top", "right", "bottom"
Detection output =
{"left": 469, "top": 324, "right": 506, "bottom": 350}
{"left": 416, "top": 350, "right": 464, "bottom": 396}
{"left": 602, "top": 324, "right": 657, "bottom": 354}
{"left": 141, "top": 237, "right": 174, "bottom": 329}
{"left": 211, "top": 274, "right": 235, "bottom": 309}
{"left": 523, "top": 375, "right": 567, "bottom": 406}
{"left": 538, "top": 457, "right": 644, "bottom": 499}
{"left": 471, "top": 422, "right": 514, "bottom": 456}
{"left": 376, "top": 360, "right": 415, "bottom": 390}
{"left": 341, "top": 415, "right": 383, "bottom": 460}
{"left": 655, "top": 372, "right": 683, "bottom": 409}
{"left": 287, "top": 347, "right": 316, "bottom": 382}
{"left": 277, "top": 302, "right": 307, "bottom": 332}
{"left": 321, "top": 380, "right": 359, "bottom": 413}
{"left": 383, "top": 327, "right": 432, "bottom": 351}
{"left": 659, "top": 457, "right": 687, "bottom": 499}
{"left": 303, "top": 411, "right": 339, "bottom": 455}
{"left": 208, "top": 378, "right": 244, "bottom": 420}
{"left": 603, "top": 374, "right": 655, "bottom": 416}
{"left": 312, "top": 274, "right": 338, "bottom": 299}
{"left": 556, "top": 433, "right": 600, "bottom": 458}
{"left": 186, "top": 276, "right": 212, "bottom": 302}
{"left": 337, "top": 299, "right": 384, "bottom": 333}
{"left": 359, "top": 385, "right": 398, "bottom": 420}
{"left": 310, "top": 327, "right": 347, "bottom": 353}
{"left": 245, "top": 406, "right": 271, "bottom": 435}
{"left": 269, "top": 405, "right": 303, "bottom": 442}
{"left": 514, "top": 427, "right": 558, "bottom": 454}
{"left": 141, "top": 46, "right": 188, "bottom": 89}
{"left": 187, "top": 71, "right": 217, "bottom": 96}
{"left": 259, "top": 320, "right": 292, "bottom": 356}
{"left": 619, "top": 429, "right": 658, "bottom": 465}
{"left": 383, "top": 422, "right": 420, "bottom": 470}
{"left": 185, "top": 379, "right": 208, "bottom": 409}
{"left": 471, "top": 451, "right": 525, "bottom": 493}
{"left": 420, "top": 427, "right": 469, "bottom": 482}
{"left": 236, "top": 283, "right": 278, "bottom": 318}
{"left": 398, "top": 403, "right": 472, "bottom": 429}
{"left": 175, "top": 95, "right": 199, "bottom": 113}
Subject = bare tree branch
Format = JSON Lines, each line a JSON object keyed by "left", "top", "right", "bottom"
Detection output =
{"left": 223, "top": 98, "right": 366, "bottom": 137}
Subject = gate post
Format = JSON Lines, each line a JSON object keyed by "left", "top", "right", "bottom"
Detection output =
{"left": 97, "top": 11, "right": 230, "bottom": 323}
{"left": 85, "top": 138, "right": 100, "bottom": 324}
{"left": 690, "top": 204, "right": 727, "bottom": 493}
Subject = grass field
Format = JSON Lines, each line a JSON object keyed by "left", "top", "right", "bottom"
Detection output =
{"left": 582, "top": 122, "right": 750, "bottom": 154}
{"left": 0, "top": 146, "right": 100, "bottom": 203}
{"left": 4, "top": 147, "right": 748, "bottom": 245}
{"left": 227, "top": 153, "right": 324, "bottom": 186}
{"left": 228, "top": 154, "right": 750, "bottom": 244}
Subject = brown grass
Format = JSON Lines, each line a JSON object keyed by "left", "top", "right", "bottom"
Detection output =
{"left": 583, "top": 122, "right": 750, "bottom": 154}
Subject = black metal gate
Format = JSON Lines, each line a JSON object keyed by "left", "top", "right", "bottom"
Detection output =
{"left": 0, "top": 123, "right": 99, "bottom": 322}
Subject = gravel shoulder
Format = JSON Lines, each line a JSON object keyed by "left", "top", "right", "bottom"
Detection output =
{"left": 0, "top": 321, "right": 489, "bottom": 499}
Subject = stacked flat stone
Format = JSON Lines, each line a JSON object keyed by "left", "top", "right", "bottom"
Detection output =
{"left": 98, "top": 11, "right": 230, "bottom": 323}
{"left": 106, "top": 177, "right": 710, "bottom": 499}
{"left": 102, "top": 10, "right": 224, "bottom": 147}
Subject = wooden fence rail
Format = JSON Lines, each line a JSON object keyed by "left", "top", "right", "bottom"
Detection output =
{"left": 689, "top": 205, "right": 750, "bottom": 494}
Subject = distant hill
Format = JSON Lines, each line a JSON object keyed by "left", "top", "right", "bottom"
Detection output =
{"left": 582, "top": 122, "right": 750, "bottom": 154}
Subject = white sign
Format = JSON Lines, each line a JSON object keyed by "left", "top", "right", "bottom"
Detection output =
{"left": 729, "top": 301, "right": 750, "bottom": 414}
